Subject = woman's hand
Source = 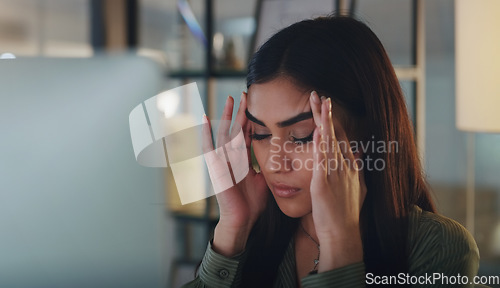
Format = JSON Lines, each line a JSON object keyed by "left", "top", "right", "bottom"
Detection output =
{"left": 308, "top": 91, "right": 367, "bottom": 271}
{"left": 201, "top": 93, "right": 269, "bottom": 257}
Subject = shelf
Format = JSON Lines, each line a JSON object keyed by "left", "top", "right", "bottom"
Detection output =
{"left": 168, "top": 69, "right": 247, "bottom": 79}
{"left": 170, "top": 211, "right": 219, "bottom": 223}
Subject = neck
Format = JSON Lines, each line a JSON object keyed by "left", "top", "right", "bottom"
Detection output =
{"left": 300, "top": 212, "right": 318, "bottom": 244}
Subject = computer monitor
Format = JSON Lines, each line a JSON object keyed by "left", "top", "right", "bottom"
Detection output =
{"left": 0, "top": 55, "right": 171, "bottom": 287}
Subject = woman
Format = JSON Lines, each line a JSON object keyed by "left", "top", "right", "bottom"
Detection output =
{"left": 184, "top": 16, "right": 479, "bottom": 287}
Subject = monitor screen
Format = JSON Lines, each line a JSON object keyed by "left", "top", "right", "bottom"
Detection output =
{"left": 0, "top": 55, "right": 171, "bottom": 287}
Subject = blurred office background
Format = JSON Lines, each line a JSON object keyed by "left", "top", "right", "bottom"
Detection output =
{"left": 0, "top": 0, "right": 499, "bottom": 287}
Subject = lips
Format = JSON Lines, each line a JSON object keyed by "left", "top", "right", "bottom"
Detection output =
{"left": 272, "top": 183, "right": 301, "bottom": 198}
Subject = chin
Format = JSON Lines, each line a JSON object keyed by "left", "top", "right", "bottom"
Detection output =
{"left": 273, "top": 194, "right": 311, "bottom": 218}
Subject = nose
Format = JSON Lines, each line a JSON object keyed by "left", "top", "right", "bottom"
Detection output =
{"left": 262, "top": 137, "right": 293, "bottom": 174}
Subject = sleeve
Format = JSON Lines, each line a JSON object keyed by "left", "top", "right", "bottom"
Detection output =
{"left": 408, "top": 211, "right": 480, "bottom": 288}
{"left": 301, "top": 262, "right": 366, "bottom": 288}
{"left": 181, "top": 241, "right": 248, "bottom": 288}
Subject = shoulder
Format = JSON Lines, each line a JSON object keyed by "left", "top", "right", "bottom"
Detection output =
{"left": 407, "top": 205, "right": 480, "bottom": 277}
{"left": 408, "top": 205, "right": 478, "bottom": 252}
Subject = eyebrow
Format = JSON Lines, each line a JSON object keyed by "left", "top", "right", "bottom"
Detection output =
{"left": 245, "top": 109, "right": 313, "bottom": 128}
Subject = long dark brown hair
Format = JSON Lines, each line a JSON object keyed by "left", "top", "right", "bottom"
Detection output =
{"left": 241, "top": 15, "right": 436, "bottom": 286}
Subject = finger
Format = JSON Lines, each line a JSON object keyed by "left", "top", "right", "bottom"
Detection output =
{"left": 230, "top": 92, "right": 247, "bottom": 139}
{"left": 321, "top": 97, "right": 340, "bottom": 163}
{"left": 309, "top": 91, "right": 322, "bottom": 127}
{"left": 312, "top": 125, "right": 327, "bottom": 182}
{"left": 201, "top": 114, "right": 214, "bottom": 154}
{"left": 216, "top": 96, "right": 234, "bottom": 148}
{"left": 234, "top": 92, "right": 253, "bottom": 168}
{"left": 244, "top": 120, "right": 253, "bottom": 163}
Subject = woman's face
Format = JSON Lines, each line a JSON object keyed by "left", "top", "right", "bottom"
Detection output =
{"left": 247, "top": 77, "right": 329, "bottom": 218}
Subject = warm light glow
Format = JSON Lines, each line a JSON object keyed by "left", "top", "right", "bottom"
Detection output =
{"left": 156, "top": 90, "right": 180, "bottom": 118}
{"left": 492, "top": 222, "right": 500, "bottom": 256}
{"left": 213, "top": 33, "right": 224, "bottom": 52}
{"left": 455, "top": 0, "right": 500, "bottom": 133}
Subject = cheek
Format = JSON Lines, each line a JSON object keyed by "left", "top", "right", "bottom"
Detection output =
{"left": 251, "top": 141, "right": 267, "bottom": 168}
{"left": 290, "top": 150, "right": 314, "bottom": 178}
{"left": 286, "top": 142, "right": 314, "bottom": 165}
{"left": 253, "top": 141, "right": 315, "bottom": 175}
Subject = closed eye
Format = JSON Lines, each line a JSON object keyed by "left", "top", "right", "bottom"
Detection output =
{"left": 250, "top": 133, "right": 271, "bottom": 141}
{"left": 292, "top": 131, "right": 314, "bottom": 144}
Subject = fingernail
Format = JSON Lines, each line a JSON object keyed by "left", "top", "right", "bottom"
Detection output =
{"left": 327, "top": 98, "right": 332, "bottom": 111}
{"left": 320, "top": 96, "right": 326, "bottom": 102}
{"left": 310, "top": 91, "right": 320, "bottom": 104}
{"left": 202, "top": 114, "right": 208, "bottom": 123}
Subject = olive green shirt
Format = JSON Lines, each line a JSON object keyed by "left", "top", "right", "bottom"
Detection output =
{"left": 182, "top": 206, "right": 480, "bottom": 287}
